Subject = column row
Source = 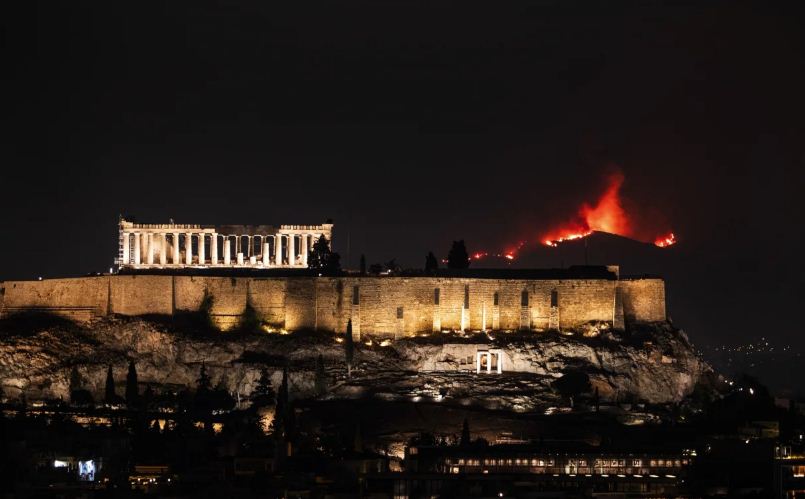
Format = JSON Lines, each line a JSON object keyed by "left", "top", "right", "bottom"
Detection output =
{"left": 121, "top": 232, "right": 320, "bottom": 267}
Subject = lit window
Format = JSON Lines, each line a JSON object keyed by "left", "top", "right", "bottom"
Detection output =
{"left": 633, "top": 459, "right": 642, "bottom": 467}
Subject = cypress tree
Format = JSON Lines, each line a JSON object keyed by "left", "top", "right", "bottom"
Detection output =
{"left": 425, "top": 252, "right": 439, "bottom": 272}
{"left": 252, "top": 367, "right": 276, "bottom": 407}
{"left": 460, "top": 417, "right": 471, "bottom": 446}
{"left": 69, "top": 366, "right": 82, "bottom": 393}
{"left": 125, "top": 360, "right": 139, "bottom": 407}
{"left": 447, "top": 240, "right": 470, "bottom": 269}
{"left": 197, "top": 363, "right": 212, "bottom": 393}
{"left": 359, "top": 254, "right": 366, "bottom": 274}
{"left": 104, "top": 365, "right": 117, "bottom": 404}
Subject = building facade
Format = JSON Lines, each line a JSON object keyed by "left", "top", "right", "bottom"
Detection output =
{"left": 117, "top": 218, "right": 333, "bottom": 269}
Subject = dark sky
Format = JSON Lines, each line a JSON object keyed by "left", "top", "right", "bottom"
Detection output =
{"left": 2, "top": 2, "right": 804, "bottom": 352}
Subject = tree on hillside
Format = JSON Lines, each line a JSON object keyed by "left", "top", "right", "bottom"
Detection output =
{"left": 104, "top": 365, "right": 117, "bottom": 405}
{"left": 345, "top": 319, "right": 355, "bottom": 378}
{"left": 447, "top": 240, "right": 470, "bottom": 269}
{"left": 69, "top": 366, "right": 82, "bottom": 394}
{"left": 197, "top": 363, "right": 212, "bottom": 393}
{"left": 359, "top": 254, "right": 366, "bottom": 274}
{"left": 314, "top": 354, "right": 328, "bottom": 397}
{"left": 252, "top": 367, "right": 276, "bottom": 408}
{"left": 425, "top": 252, "right": 439, "bottom": 273}
{"left": 273, "top": 364, "right": 290, "bottom": 441}
{"left": 125, "top": 360, "right": 139, "bottom": 407}
{"left": 68, "top": 366, "right": 94, "bottom": 406}
{"left": 308, "top": 235, "right": 341, "bottom": 273}
{"left": 460, "top": 418, "right": 471, "bottom": 446}
{"left": 368, "top": 263, "right": 383, "bottom": 274}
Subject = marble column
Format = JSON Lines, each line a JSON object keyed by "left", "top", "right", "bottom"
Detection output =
{"left": 301, "top": 234, "right": 309, "bottom": 267}
{"left": 211, "top": 234, "right": 218, "bottom": 265}
{"left": 142, "top": 233, "right": 149, "bottom": 263}
{"left": 133, "top": 233, "right": 141, "bottom": 265}
{"left": 146, "top": 233, "right": 155, "bottom": 264}
{"left": 262, "top": 241, "right": 270, "bottom": 266}
{"left": 224, "top": 239, "right": 231, "bottom": 265}
{"left": 173, "top": 233, "right": 181, "bottom": 264}
{"left": 198, "top": 234, "right": 206, "bottom": 265}
{"left": 159, "top": 234, "right": 167, "bottom": 265}
{"left": 122, "top": 233, "right": 130, "bottom": 265}
{"left": 288, "top": 234, "right": 296, "bottom": 267}
{"left": 275, "top": 235, "right": 283, "bottom": 266}
{"left": 185, "top": 233, "right": 193, "bottom": 265}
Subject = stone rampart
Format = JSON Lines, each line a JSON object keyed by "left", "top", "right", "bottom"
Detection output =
{"left": 0, "top": 274, "right": 665, "bottom": 334}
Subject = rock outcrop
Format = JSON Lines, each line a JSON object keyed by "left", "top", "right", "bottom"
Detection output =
{"left": 0, "top": 315, "right": 710, "bottom": 412}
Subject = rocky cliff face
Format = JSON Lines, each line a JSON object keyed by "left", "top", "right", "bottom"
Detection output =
{"left": 0, "top": 316, "right": 710, "bottom": 412}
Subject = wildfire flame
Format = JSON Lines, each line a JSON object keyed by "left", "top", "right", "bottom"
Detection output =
{"left": 471, "top": 242, "right": 522, "bottom": 262}
{"left": 470, "top": 172, "right": 676, "bottom": 263}
{"left": 542, "top": 172, "right": 676, "bottom": 248}
{"left": 654, "top": 232, "right": 676, "bottom": 248}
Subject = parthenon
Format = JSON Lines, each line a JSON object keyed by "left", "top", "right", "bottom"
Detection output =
{"left": 117, "top": 218, "right": 333, "bottom": 269}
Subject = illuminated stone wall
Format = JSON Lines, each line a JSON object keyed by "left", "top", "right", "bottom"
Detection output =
{"left": 0, "top": 275, "right": 665, "bottom": 334}
{"left": 618, "top": 278, "right": 667, "bottom": 323}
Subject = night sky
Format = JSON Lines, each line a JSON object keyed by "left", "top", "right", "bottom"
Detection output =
{"left": 2, "top": 2, "right": 804, "bottom": 356}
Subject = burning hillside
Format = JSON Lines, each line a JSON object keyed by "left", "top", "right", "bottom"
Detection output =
{"left": 542, "top": 172, "right": 676, "bottom": 248}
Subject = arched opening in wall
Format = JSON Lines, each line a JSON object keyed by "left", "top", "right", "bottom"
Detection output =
{"left": 521, "top": 290, "right": 529, "bottom": 307}
{"left": 464, "top": 285, "right": 470, "bottom": 310}
{"left": 352, "top": 285, "right": 360, "bottom": 306}
{"left": 493, "top": 291, "right": 500, "bottom": 306}
{"left": 434, "top": 288, "right": 440, "bottom": 305}
{"left": 551, "top": 290, "right": 558, "bottom": 307}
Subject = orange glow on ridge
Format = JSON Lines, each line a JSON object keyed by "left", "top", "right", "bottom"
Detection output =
{"left": 541, "top": 171, "right": 676, "bottom": 248}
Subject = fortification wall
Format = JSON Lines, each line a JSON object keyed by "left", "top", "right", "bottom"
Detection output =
{"left": 619, "top": 278, "right": 666, "bottom": 323}
{"left": 0, "top": 275, "right": 666, "bottom": 334}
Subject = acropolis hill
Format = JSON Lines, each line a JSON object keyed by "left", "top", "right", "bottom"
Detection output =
{"left": 0, "top": 219, "right": 706, "bottom": 411}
